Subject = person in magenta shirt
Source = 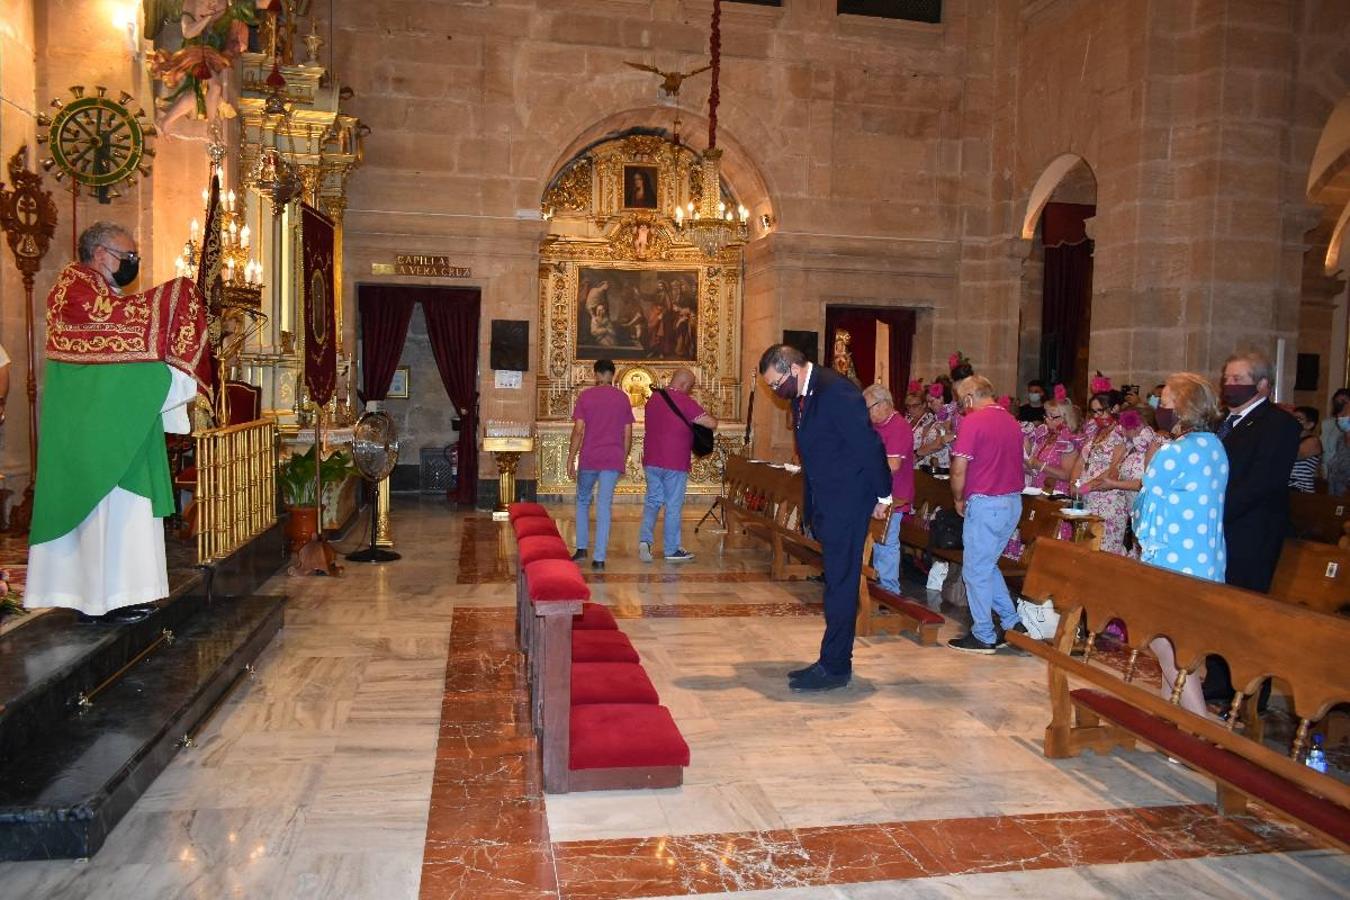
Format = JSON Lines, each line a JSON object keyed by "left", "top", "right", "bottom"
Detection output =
{"left": 639, "top": 368, "right": 719, "bottom": 562}
{"left": 568, "top": 359, "right": 633, "bottom": 570}
{"left": 862, "top": 383, "right": 914, "bottom": 593}
{"left": 947, "top": 374, "right": 1027, "bottom": 654}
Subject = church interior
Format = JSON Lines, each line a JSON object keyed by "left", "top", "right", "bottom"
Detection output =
{"left": 0, "top": 0, "right": 1348, "bottom": 896}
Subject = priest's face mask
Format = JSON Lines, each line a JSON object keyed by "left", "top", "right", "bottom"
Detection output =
{"left": 95, "top": 235, "right": 140, "bottom": 288}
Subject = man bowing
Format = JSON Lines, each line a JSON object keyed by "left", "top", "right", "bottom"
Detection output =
{"left": 759, "top": 344, "right": 891, "bottom": 691}
{"left": 26, "top": 222, "right": 209, "bottom": 623}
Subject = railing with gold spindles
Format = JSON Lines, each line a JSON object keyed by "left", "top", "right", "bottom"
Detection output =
{"left": 195, "top": 418, "right": 278, "bottom": 564}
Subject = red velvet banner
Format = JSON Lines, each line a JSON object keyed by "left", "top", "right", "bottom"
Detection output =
{"left": 301, "top": 203, "right": 337, "bottom": 406}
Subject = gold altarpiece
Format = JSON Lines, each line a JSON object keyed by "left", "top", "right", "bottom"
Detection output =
{"left": 535, "top": 134, "right": 747, "bottom": 496}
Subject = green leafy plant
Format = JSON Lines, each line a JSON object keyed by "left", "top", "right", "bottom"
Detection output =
{"left": 278, "top": 445, "right": 354, "bottom": 508}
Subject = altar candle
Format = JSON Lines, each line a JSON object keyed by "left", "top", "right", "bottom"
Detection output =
{"left": 240, "top": 224, "right": 251, "bottom": 249}
{"left": 190, "top": 219, "right": 199, "bottom": 240}
{"left": 225, "top": 259, "right": 235, "bottom": 282}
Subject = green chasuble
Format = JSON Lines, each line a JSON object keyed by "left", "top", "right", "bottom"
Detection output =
{"left": 30, "top": 360, "right": 174, "bottom": 546}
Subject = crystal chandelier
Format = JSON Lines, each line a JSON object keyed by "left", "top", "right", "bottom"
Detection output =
{"left": 672, "top": 0, "right": 747, "bottom": 258}
{"left": 675, "top": 148, "right": 747, "bottom": 257}
{"left": 175, "top": 175, "right": 264, "bottom": 312}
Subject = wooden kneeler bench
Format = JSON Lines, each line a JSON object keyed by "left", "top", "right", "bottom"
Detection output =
{"left": 1008, "top": 540, "right": 1350, "bottom": 851}
{"left": 526, "top": 559, "right": 689, "bottom": 793}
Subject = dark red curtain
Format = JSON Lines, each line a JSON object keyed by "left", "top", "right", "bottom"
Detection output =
{"left": 301, "top": 204, "right": 338, "bottom": 405}
{"left": 824, "top": 306, "right": 915, "bottom": 401}
{"left": 423, "top": 290, "right": 481, "bottom": 505}
{"left": 357, "top": 286, "right": 416, "bottom": 401}
{"left": 1041, "top": 202, "right": 1095, "bottom": 395}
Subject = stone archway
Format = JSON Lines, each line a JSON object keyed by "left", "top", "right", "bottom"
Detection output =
{"left": 1017, "top": 154, "right": 1099, "bottom": 402}
{"left": 1297, "top": 97, "right": 1350, "bottom": 408}
{"left": 537, "top": 106, "right": 776, "bottom": 231}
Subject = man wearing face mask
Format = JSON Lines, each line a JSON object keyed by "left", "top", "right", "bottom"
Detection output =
{"left": 26, "top": 222, "right": 208, "bottom": 623}
{"left": 1201, "top": 350, "right": 1300, "bottom": 709}
{"left": 1016, "top": 379, "right": 1047, "bottom": 424}
{"left": 759, "top": 344, "right": 891, "bottom": 691}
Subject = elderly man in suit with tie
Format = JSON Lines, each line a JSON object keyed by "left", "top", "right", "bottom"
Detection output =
{"left": 1206, "top": 349, "right": 1301, "bottom": 708}
{"left": 758, "top": 344, "right": 892, "bottom": 692}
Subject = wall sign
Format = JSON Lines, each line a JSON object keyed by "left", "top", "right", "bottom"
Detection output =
{"left": 371, "top": 255, "right": 472, "bottom": 278}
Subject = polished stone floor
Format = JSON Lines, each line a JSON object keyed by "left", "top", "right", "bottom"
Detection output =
{"left": 1, "top": 498, "right": 1345, "bottom": 898}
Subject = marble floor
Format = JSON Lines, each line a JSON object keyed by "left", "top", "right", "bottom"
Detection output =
{"left": 1, "top": 498, "right": 1345, "bottom": 898}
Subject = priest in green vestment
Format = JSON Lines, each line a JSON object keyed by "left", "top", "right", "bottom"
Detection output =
{"left": 26, "top": 222, "right": 208, "bottom": 621}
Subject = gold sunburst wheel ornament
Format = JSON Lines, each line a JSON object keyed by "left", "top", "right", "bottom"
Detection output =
{"left": 36, "top": 86, "right": 156, "bottom": 203}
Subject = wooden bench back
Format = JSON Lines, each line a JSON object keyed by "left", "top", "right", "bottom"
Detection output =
{"left": 1289, "top": 490, "right": 1349, "bottom": 545}
{"left": 1270, "top": 539, "right": 1350, "bottom": 617}
{"left": 1023, "top": 540, "right": 1350, "bottom": 722}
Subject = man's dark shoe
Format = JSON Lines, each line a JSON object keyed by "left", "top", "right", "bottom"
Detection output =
{"left": 789, "top": 663, "right": 851, "bottom": 692}
{"left": 947, "top": 632, "right": 998, "bottom": 655}
{"left": 994, "top": 621, "right": 1028, "bottom": 649}
{"left": 571, "top": 549, "right": 588, "bottom": 561}
{"left": 591, "top": 560, "right": 605, "bottom": 571}
{"left": 787, "top": 662, "right": 819, "bottom": 680}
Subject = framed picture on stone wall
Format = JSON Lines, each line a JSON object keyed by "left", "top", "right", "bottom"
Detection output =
{"left": 388, "top": 367, "right": 410, "bottom": 399}
{"left": 576, "top": 266, "right": 699, "bottom": 362}
{"left": 622, "top": 165, "right": 659, "bottom": 209}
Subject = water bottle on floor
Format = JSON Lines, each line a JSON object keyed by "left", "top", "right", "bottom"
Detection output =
{"left": 1305, "top": 734, "right": 1327, "bottom": 774}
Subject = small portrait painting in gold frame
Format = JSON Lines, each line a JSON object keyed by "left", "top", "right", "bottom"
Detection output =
{"left": 622, "top": 164, "right": 659, "bottom": 209}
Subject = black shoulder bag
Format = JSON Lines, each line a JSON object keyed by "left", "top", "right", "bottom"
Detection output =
{"left": 656, "top": 389, "right": 715, "bottom": 457}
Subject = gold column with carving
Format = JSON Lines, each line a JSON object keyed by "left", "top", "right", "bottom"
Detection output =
{"left": 375, "top": 476, "right": 393, "bottom": 547}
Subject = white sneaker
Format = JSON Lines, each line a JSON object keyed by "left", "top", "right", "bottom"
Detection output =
{"left": 638, "top": 541, "right": 653, "bottom": 562}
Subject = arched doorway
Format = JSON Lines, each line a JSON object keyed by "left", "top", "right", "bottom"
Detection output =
{"left": 1019, "top": 154, "right": 1098, "bottom": 404}
{"left": 1298, "top": 96, "right": 1350, "bottom": 410}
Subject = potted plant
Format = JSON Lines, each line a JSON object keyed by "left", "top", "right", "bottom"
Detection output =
{"left": 278, "top": 445, "right": 354, "bottom": 551}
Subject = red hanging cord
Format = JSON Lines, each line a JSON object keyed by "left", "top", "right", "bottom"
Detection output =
{"left": 708, "top": 0, "right": 721, "bottom": 150}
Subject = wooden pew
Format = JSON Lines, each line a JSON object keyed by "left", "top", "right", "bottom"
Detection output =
{"left": 899, "top": 472, "right": 1070, "bottom": 579}
{"left": 1007, "top": 540, "right": 1350, "bottom": 851}
{"left": 724, "top": 460, "right": 946, "bottom": 641}
{"left": 1288, "top": 490, "right": 1349, "bottom": 545}
{"left": 1270, "top": 539, "right": 1350, "bottom": 617}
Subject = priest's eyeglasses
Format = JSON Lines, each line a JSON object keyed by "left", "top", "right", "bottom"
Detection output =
{"left": 99, "top": 245, "right": 140, "bottom": 263}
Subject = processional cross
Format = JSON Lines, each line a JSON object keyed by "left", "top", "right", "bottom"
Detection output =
{"left": 0, "top": 146, "right": 59, "bottom": 533}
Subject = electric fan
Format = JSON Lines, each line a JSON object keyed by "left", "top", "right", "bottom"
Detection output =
{"left": 346, "top": 410, "right": 401, "bottom": 563}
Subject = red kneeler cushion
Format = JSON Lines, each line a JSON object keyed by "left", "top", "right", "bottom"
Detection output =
{"left": 518, "top": 534, "right": 571, "bottom": 568}
{"left": 572, "top": 629, "right": 639, "bottom": 663}
{"left": 508, "top": 502, "right": 550, "bottom": 522}
{"left": 575, "top": 602, "right": 618, "bottom": 630}
{"left": 571, "top": 662, "right": 659, "bottom": 705}
{"left": 525, "top": 559, "right": 591, "bottom": 602}
{"left": 513, "top": 517, "right": 561, "bottom": 540}
{"left": 570, "top": 704, "right": 690, "bottom": 770}
{"left": 1072, "top": 688, "right": 1350, "bottom": 847}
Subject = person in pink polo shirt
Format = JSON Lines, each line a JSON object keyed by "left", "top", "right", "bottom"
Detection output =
{"left": 639, "top": 368, "right": 719, "bottom": 562}
{"left": 568, "top": 359, "right": 633, "bottom": 571}
{"left": 946, "top": 374, "right": 1027, "bottom": 654}
{"left": 862, "top": 383, "right": 914, "bottom": 593}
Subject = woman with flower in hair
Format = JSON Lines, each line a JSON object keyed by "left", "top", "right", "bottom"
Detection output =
{"left": 916, "top": 381, "right": 955, "bottom": 470}
{"left": 1024, "top": 385, "right": 1082, "bottom": 493}
{"left": 1071, "top": 380, "right": 1132, "bottom": 554}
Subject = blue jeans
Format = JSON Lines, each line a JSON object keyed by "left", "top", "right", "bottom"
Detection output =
{"left": 575, "top": 469, "right": 620, "bottom": 561}
{"left": 872, "top": 511, "right": 904, "bottom": 593}
{"left": 639, "top": 466, "right": 690, "bottom": 556}
{"left": 961, "top": 493, "right": 1022, "bottom": 644}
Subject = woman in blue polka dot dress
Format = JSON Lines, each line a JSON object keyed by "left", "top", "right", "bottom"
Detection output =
{"left": 1131, "top": 373, "right": 1228, "bottom": 717}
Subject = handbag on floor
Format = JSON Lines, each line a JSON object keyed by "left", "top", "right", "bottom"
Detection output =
{"left": 930, "top": 507, "right": 963, "bottom": 549}
{"left": 1016, "top": 596, "right": 1060, "bottom": 641}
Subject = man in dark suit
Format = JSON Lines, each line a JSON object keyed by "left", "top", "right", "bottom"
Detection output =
{"left": 758, "top": 345, "right": 892, "bottom": 691}
{"left": 1206, "top": 349, "right": 1301, "bottom": 706}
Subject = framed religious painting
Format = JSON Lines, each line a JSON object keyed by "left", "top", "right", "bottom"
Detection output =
{"left": 622, "top": 165, "right": 659, "bottom": 209}
{"left": 388, "top": 367, "right": 410, "bottom": 399}
{"left": 576, "top": 266, "right": 699, "bottom": 362}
